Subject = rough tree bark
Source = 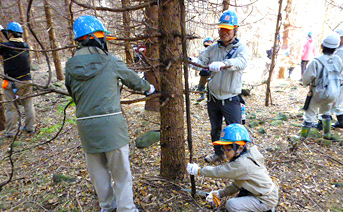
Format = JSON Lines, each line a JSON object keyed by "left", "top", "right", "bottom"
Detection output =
{"left": 282, "top": 0, "right": 293, "bottom": 50}
{"left": 122, "top": 0, "right": 134, "bottom": 63}
{"left": 65, "top": 0, "right": 75, "bottom": 56}
{"left": 144, "top": 5, "right": 161, "bottom": 112}
{"left": 159, "top": 0, "right": 185, "bottom": 179}
{"left": 223, "top": 0, "right": 230, "bottom": 11}
{"left": 44, "top": 0, "right": 63, "bottom": 80}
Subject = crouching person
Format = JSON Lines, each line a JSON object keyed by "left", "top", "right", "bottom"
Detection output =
{"left": 187, "top": 124, "right": 278, "bottom": 212}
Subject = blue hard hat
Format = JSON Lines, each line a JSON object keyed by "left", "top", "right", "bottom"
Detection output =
{"left": 73, "top": 15, "right": 109, "bottom": 40}
{"left": 6, "top": 22, "right": 23, "bottom": 33}
{"left": 213, "top": 124, "right": 251, "bottom": 145}
{"left": 204, "top": 37, "right": 213, "bottom": 42}
{"left": 308, "top": 31, "right": 312, "bottom": 37}
{"left": 203, "top": 37, "right": 213, "bottom": 46}
{"left": 218, "top": 10, "right": 239, "bottom": 30}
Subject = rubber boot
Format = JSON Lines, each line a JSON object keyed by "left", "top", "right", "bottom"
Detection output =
{"left": 300, "top": 126, "right": 311, "bottom": 140}
{"left": 322, "top": 115, "right": 332, "bottom": 140}
{"left": 197, "top": 86, "right": 205, "bottom": 102}
{"left": 333, "top": 114, "right": 343, "bottom": 128}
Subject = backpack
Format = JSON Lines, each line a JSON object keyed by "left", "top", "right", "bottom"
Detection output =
{"left": 312, "top": 56, "right": 342, "bottom": 102}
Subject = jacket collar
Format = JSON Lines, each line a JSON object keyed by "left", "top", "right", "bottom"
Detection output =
{"left": 217, "top": 38, "right": 239, "bottom": 48}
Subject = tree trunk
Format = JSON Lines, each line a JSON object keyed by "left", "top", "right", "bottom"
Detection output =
{"left": 159, "top": 0, "right": 185, "bottom": 180}
{"left": 278, "top": 66, "right": 285, "bottom": 79}
{"left": 44, "top": 0, "right": 63, "bottom": 80}
{"left": 65, "top": 0, "right": 75, "bottom": 57}
{"left": 223, "top": 0, "right": 230, "bottom": 11}
{"left": 265, "top": 0, "right": 283, "bottom": 106}
{"left": 144, "top": 5, "right": 161, "bottom": 112}
{"left": 122, "top": 0, "right": 133, "bottom": 63}
{"left": 282, "top": 0, "right": 293, "bottom": 50}
{"left": 18, "top": 0, "right": 33, "bottom": 65}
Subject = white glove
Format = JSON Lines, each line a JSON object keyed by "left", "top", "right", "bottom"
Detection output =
{"left": 0, "top": 25, "right": 3, "bottom": 31}
{"left": 209, "top": 61, "right": 225, "bottom": 72}
{"left": 145, "top": 84, "right": 155, "bottom": 95}
{"left": 139, "top": 47, "right": 145, "bottom": 52}
{"left": 206, "top": 190, "right": 220, "bottom": 203}
{"left": 187, "top": 163, "right": 200, "bottom": 175}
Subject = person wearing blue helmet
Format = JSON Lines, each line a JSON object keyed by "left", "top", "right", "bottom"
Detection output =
{"left": 65, "top": 15, "right": 155, "bottom": 212}
{"left": 196, "top": 36, "right": 214, "bottom": 101}
{"left": 187, "top": 124, "right": 278, "bottom": 212}
{"left": 0, "top": 22, "right": 36, "bottom": 138}
{"left": 190, "top": 10, "right": 250, "bottom": 163}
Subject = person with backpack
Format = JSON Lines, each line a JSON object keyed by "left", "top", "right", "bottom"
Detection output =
{"left": 196, "top": 37, "right": 213, "bottom": 102}
{"left": 65, "top": 15, "right": 155, "bottom": 212}
{"left": 189, "top": 10, "right": 250, "bottom": 163}
{"left": 301, "top": 32, "right": 343, "bottom": 140}
{"left": 187, "top": 124, "right": 278, "bottom": 212}
{"left": 330, "top": 28, "right": 343, "bottom": 128}
{"left": 0, "top": 22, "right": 36, "bottom": 138}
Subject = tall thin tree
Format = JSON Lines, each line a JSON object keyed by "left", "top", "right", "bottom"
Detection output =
{"left": 43, "top": 0, "right": 63, "bottom": 80}
{"left": 265, "top": 0, "right": 283, "bottom": 106}
{"left": 159, "top": 0, "right": 185, "bottom": 179}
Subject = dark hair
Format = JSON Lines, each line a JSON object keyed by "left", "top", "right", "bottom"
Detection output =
{"left": 322, "top": 46, "right": 336, "bottom": 55}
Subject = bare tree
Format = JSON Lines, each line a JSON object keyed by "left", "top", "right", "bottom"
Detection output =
{"left": 265, "top": 0, "right": 283, "bottom": 106}
{"left": 122, "top": 0, "right": 134, "bottom": 63}
{"left": 144, "top": 5, "right": 161, "bottom": 111}
{"left": 44, "top": 0, "right": 63, "bottom": 80}
{"left": 223, "top": 0, "right": 230, "bottom": 11}
{"left": 159, "top": 0, "right": 185, "bottom": 179}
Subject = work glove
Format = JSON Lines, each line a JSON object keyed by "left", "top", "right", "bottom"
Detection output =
{"left": 206, "top": 190, "right": 221, "bottom": 208}
{"left": 187, "top": 163, "right": 200, "bottom": 175}
{"left": 145, "top": 84, "right": 156, "bottom": 96}
{"left": 138, "top": 47, "right": 145, "bottom": 52}
{"left": 0, "top": 25, "right": 3, "bottom": 31}
{"left": 209, "top": 61, "right": 225, "bottom": 72}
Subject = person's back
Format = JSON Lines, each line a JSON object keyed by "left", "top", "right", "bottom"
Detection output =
{"left": 0, "top": 22, "right": 35, "bottom": 138}
{"left": 65, "top": 15, "right": 154, "bottom": 212}
{"left": 301, "top": 32, "right": 342, "bottom": 141}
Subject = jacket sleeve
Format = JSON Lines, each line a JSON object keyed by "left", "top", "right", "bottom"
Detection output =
{"left": 195, "top": 48, "right": 212, "bottom": 71}
{"left": 302, "top": 59, "right": 318, "bottom": 86}
{"left": 223, "top": 45, "right": 250, "bottom": 72}
{"left": 199, "top": 161, "right": 249, "bottom": 179}
{"left": 113, "top": 57, "right": 151, "bottom": 92}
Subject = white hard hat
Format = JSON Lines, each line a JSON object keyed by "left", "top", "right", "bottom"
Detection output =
{"left": 335, "top": 28, "right": 343, "bottom": 37}
{"left": 322, "top": 32, "right": 340, "bottom": 48}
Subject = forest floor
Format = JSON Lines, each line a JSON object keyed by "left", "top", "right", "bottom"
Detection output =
{"left": 0, "top": 59, "right": 343, "bottom": 212}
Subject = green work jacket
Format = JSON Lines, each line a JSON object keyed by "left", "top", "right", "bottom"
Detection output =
{"left": 65, "top": 47, "right": 151, "bottom": 153}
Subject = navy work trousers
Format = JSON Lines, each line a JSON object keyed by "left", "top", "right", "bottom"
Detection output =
{"left": 207, "top": 95, "right": 241, "bottom": 156}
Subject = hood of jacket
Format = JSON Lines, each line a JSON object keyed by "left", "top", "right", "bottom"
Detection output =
{"left": 66, "top": 48, "right": 110, "bottom": 81}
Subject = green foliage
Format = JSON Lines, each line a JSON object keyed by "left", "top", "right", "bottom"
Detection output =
{"left": 248, "top": 120, "right": 259, "bottom": 128}
{"left": 52, "top": 174, "right": 76, "bottom": 184}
